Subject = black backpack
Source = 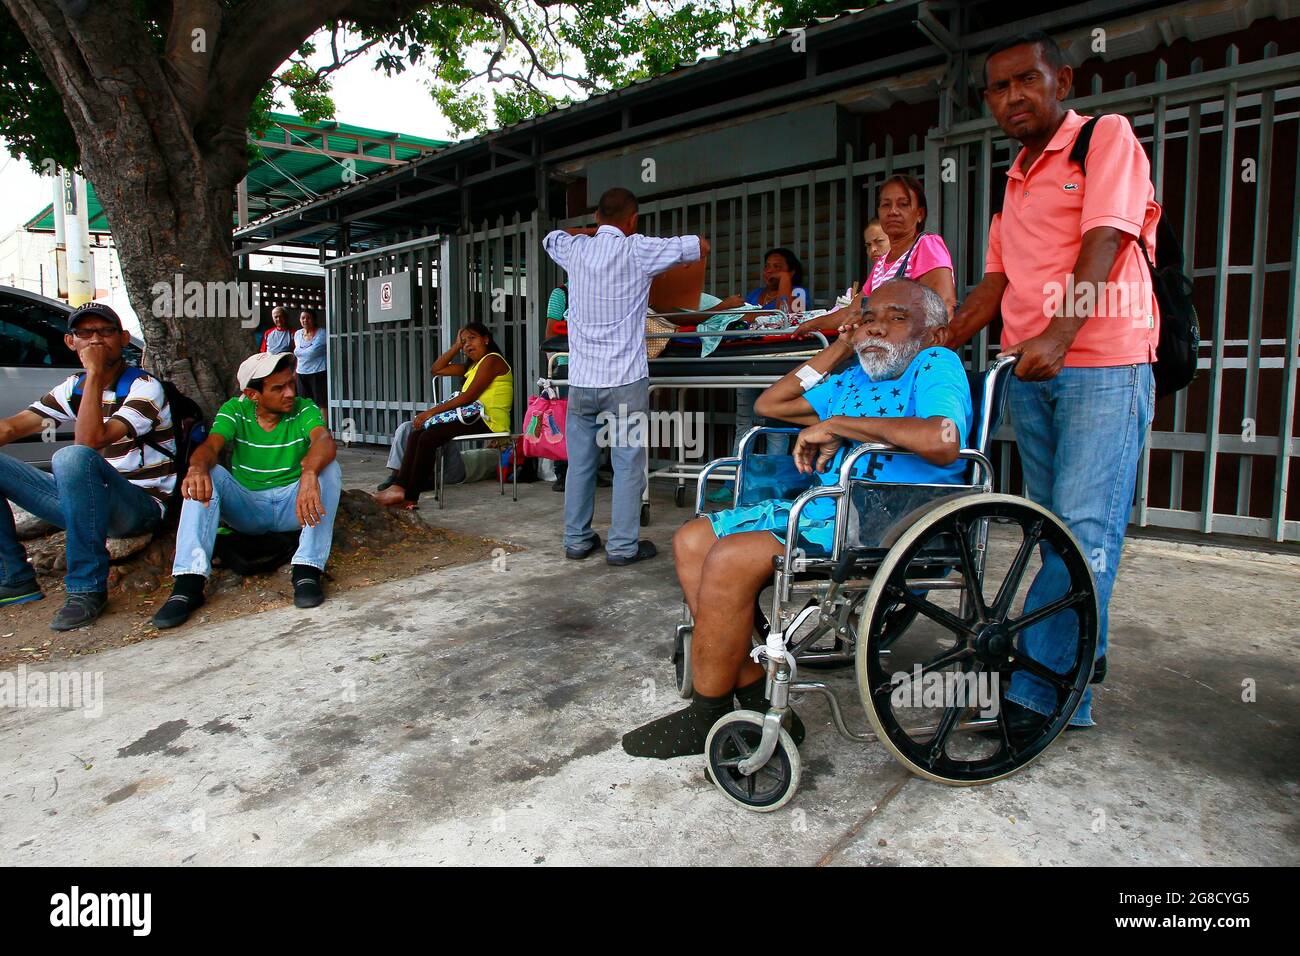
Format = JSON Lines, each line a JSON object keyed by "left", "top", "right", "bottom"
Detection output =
{"left": 213, "top": 528, "right": 300, "bottom": 576}
{"left": 72, "top": 367, "right": 209, "bottom": 525}
{"left": 1069, "top": 116, "right": 1200, "bottom": 399}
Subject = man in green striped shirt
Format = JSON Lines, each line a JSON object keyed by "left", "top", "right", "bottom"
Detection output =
{"left": 153, "top": 352, "right": 341, "bottom": 628}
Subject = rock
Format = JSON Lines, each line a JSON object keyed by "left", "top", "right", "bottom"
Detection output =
{"left": 107, "top": 533, "right": 154, "bottom": 561}
{"left": 13, "top": 507, "right": 58, "bottom": 541}
{"left": 24, "top": 532, "right": 66, "bottom": 573}
{"left": 118, "top": 567, "right": 161, "bottom": 592}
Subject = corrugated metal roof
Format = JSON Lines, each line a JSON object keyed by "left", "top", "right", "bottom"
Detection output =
{"left": 26, "top": 112, "right": 450, "bottom": 232}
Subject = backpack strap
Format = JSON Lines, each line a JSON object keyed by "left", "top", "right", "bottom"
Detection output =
{"left": 71, "top": 367, "right": 180, "bottom": 460}
{"left": 1068, "top": 115, "right": 1160, "bottom": 291}
{"left": 1068, "top": 115, "right": 1102, "bottom": 174}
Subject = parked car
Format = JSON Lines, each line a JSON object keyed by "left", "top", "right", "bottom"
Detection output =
{"left": 0, "top": 286, "right": 144, "bottom": 467}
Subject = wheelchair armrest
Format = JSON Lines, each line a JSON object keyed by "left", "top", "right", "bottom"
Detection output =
{"left": 694, "top": 456, "right": 740, "bottom": 515}
{"left": 779, "top": 484, "right": 842, "bottom": 580}
{"left": 736, "top": 425, "right": 802, "bottom": 459}
{"left": 837, "top": 443, "right": 996, "bottom": 490}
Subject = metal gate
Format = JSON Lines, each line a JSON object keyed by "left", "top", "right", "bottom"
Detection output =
{"left": 325, "top": 234, "right": 449, "bottom": 445}
{"left": 555, "top": 45, "right": 1299, "bottom": 543}
{"left": 932, "top": 45, "right": 1300, "bottom": 542}
{"left": 457, "top": 213, "right": 540, "bottom": 422}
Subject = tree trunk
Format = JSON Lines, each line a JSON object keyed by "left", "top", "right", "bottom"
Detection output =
{"left": 81, "top": 139, "right": 252, "bottom": 417}
{"left": 2, "top": 0, "right": 255, "bottom": 415}
{"left": 4, "top": 0, "right": 441, "bottom": 413}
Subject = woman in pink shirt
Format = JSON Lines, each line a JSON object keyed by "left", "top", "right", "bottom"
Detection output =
{"left": 798, "top": 174, "right": 957, "bottom": 333}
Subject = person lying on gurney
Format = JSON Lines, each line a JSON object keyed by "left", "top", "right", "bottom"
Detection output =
{"left": 622, "top": 278, "right": 973, "bottom": 759}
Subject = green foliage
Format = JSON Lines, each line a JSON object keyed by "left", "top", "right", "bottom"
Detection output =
{"left": 0, "top": 5, "right": 79, "bottom": 171}
{"left": 0, "top": 1, "right": 875, "bottom": 169}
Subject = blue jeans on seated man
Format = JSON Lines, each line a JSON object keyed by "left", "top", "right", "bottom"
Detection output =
{"left": 171, "top": 461, "right": 342, "bottom": 577}
{"left": 0, "top": 445, "right": 162, "bottom": 594}
{"left": 564, "top": 377, "right": 648, "bottom": 559}
{"left": 1006, "top": 363, "right": 1154, "bottom": 726}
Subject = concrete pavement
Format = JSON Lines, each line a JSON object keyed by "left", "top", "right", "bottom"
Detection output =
{"left": 1, "top": 446, "right": 1296, "bottom": 866}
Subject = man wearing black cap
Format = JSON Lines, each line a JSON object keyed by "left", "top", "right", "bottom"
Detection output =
{"left": 0, "top": 303, "right": 176, "bottom": 630}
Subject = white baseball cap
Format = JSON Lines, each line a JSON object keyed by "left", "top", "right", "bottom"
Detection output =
{"left": 236, "top": 351, "right": 296, "bottom": 391}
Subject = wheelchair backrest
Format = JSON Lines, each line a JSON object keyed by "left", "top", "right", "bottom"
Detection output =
{"left": 737, "top": 453, "right": 816, "bottom": 508}
{"left": 837, "top": 358, "right": 1017, "bottom": 556}
{"left": 966, "top": 356, "right": 1016, "bottom": 460}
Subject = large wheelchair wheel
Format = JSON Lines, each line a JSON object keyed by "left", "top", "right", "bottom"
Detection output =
{"left": 857, "top": 494, "right": 1098, "bottom": 786}
{"left": 705, "top": 711, "right": 801, "bottom": 812}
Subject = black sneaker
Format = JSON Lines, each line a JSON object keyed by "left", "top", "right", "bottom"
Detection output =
{"left": 0, "top": 579, "right": 43, "bottom": 607}
{"left": 1091, "top": 654, "right": 1107, "bottom": 684}
{"left": 606, "top": 540, "right": 658, "bottom": 566}
{"left": 151, "top": 590, "right": 205, "bottom": 630}
{"left": 51, "top": 591, "right": 108, "bottom": 632}
{"left": 564, "top": 533, "right": 601, "bottom": 560}
{"left": 552, "top": 477, "right": 565, "bottom": 493}
{"left": 292, "top": 566, "right": 325, "bottom": 609}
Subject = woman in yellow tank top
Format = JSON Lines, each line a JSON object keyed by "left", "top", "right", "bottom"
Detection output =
{"left": 375, "top": 322, "right": 514, "bottom": 507}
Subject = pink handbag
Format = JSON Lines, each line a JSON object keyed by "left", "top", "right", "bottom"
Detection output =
{"left": 522, "top": 386, "right": 568, "bottom": 461}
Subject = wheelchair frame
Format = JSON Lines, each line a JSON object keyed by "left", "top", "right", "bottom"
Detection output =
{"left": 676, "top": 356, "right": 1102, "bottom": 810}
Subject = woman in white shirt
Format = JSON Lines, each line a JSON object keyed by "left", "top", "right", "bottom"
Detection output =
{"left": 294, "top": 309, "right": 328, "bottom": 411}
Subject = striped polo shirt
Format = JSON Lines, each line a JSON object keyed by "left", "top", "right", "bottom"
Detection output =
{"left": 210, "top": 396, "right": 325, "bottom": 491}
{"left": 29, "top": 371, "right": 177, "bottom": 514}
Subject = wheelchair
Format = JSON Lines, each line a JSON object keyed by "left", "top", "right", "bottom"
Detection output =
{"left": 674, "top": 356, "right": 1100, "bottom": 811}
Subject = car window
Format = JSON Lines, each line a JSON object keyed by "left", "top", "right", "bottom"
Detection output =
{"left": 0, "top": 303, "right": 78, "bottom": 368}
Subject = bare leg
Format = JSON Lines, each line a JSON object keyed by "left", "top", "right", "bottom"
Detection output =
{"left": 691, "top": 531, "right": 782, "bottom": 697}
{"left": 622, "top": 529, "right": 788, "bottom": 760}
{"left": 671, "top": 517, "right": 717, "bottom": 618}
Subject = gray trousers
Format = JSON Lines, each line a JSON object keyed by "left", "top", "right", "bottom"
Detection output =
{"left": 386, "top": 420, "right": 414, "bottom": 470}
{"left": 564, "top": 378, "right": 649, "bottom": 558}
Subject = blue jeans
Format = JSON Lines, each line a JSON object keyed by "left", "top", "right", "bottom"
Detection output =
{"left": 734, "top": 388, "right": 791, "bottom": 456}
{"left": 564, "top": 378, "right": 648, "bottom": 558}
{"left": 1006, "top": 364, "right": 1154, "bottom": 726}
{"left": 0, "top": 445, "right": 162, "bottom": 593}
{"left": 172, "top": 461, "right": 342, "bottom": 576}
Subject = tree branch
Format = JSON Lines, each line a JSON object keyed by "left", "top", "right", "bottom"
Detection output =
{"left": 162, "top": 0, "right": 223, "bottom": 120}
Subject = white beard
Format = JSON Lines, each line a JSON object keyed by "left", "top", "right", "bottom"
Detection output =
{"left": 856, "top": 338, "right": 923, "bottom": 381}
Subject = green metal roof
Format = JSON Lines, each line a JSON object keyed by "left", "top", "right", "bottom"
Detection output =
{"left": 25, "top": 112, "right": 450, "bottom": 233}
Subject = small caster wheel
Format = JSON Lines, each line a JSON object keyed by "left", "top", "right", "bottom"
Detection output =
{"left": 673, "top": 624, "right": 693, "bottom": 697}
{"left": 640, "top": 502, "right": 650, "bottom": 526}
{"left": 674, "top": 484, "right": 687, "bottom": 508}
{"left": 705, "top": 710, "right": 801, "bottom": 812}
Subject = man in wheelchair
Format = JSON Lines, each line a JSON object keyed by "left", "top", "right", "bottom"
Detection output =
{"left": 623, "top": 278, "right": 973, "bottom": 759}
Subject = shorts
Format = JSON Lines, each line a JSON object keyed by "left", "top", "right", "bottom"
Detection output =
{"left": 707, "top": 498, "right": 835, "bottom": 557}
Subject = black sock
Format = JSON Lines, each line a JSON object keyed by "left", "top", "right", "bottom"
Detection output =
{"left": 171, "top": 573, "right": 205, "bottom": 599}
{"left": 734, "top": 676, "right": 806, "bottom": 746}
{"left": 622, "top": 691, "right": 732, "bottom": 759}
{"left": 292, "top": 565, "right": 322, "bottom": 583}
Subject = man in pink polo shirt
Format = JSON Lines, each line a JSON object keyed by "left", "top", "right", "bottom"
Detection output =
{"left": 951, "top": 30, "right": 1159, "bottom": 735}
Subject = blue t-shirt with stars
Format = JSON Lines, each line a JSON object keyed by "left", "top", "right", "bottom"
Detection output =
{"left": 803, "top": 346, "right": 973, "bottom": 494}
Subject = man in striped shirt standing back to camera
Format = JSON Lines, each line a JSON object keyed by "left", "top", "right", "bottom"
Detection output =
{"left": 542, "top": 187, "right": 710, "bottom": 565}
{"left": 0, "top": 303, "right": 176, "bottom": 630}
{"left": 152, "top": 351, "right": 340, "bottom": 629}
